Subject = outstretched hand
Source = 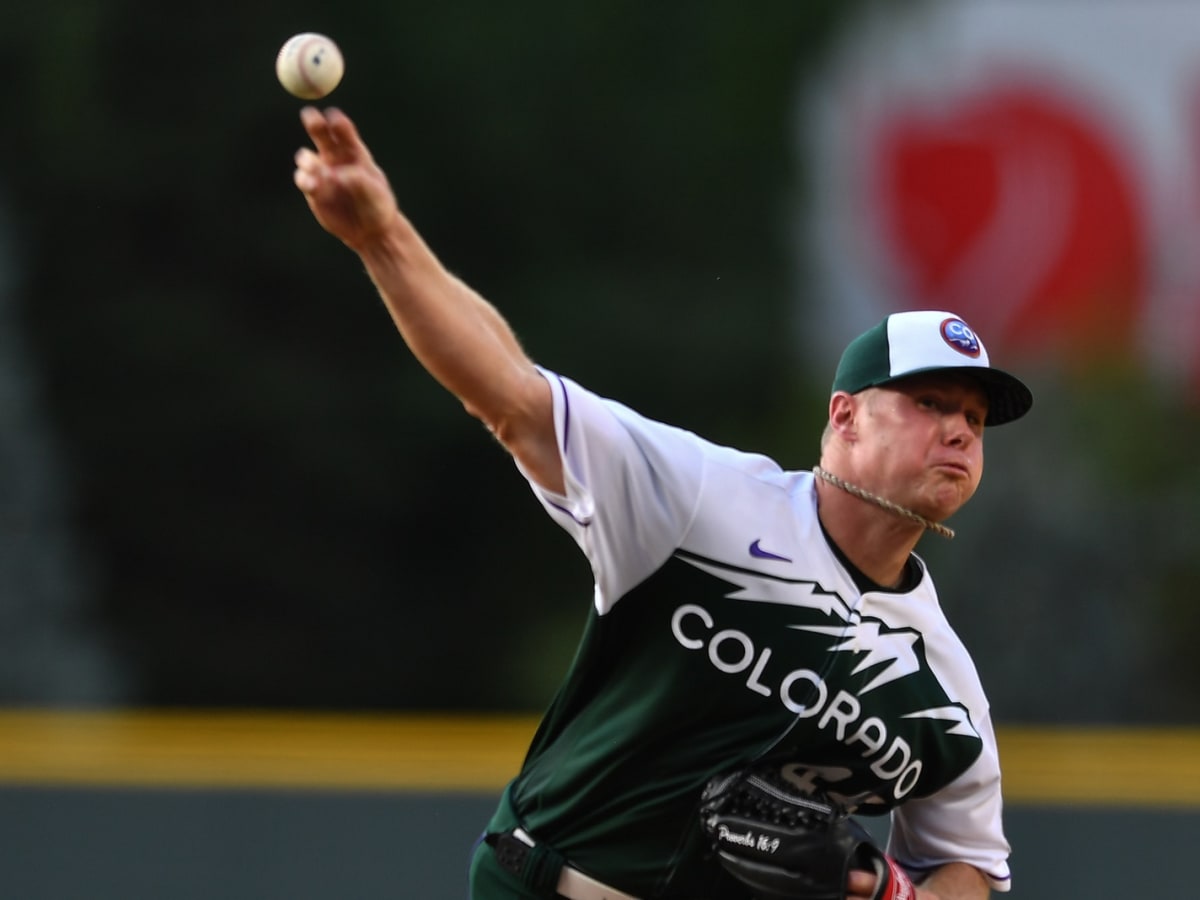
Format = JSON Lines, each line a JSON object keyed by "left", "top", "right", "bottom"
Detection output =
{"left": 293, "top": 107, "right": 400, "bottom": 251}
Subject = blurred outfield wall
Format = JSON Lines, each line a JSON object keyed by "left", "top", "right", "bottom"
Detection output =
{"left": 0, "top": 711, "right": 1196, "bottom": 898}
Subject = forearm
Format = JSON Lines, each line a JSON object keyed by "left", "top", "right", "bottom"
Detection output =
{"left": 356, "top": 214, "right": 540, "bottom": 426}
{"left": 916, "top": 862, "right": 990, "bottom": 900}
{"left": 354, "top": 213, "right": 563, "bottom": 490}
{"left": 294, "top": 106, "right": 561, "bottom": 490}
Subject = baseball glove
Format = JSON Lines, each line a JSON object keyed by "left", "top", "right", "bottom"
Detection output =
{"left": 698, "top": 766, "right": 915, "bottom": 900}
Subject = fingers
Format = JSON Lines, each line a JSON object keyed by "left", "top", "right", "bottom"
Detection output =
{"left": 299, "top": 106, "right": 340, "bottom": 158}
{"left": 845, "top": 868, "right": 878, "bottom": 899}
{"left": 299, "top": 106, "right": 372, "bottom": 165}
{"left": 293, "top": 107, "right": 361, "bottom": 194}
{"left": 293, "top": 147, "right": 324, "bottom": 193}
{"left": 324, "top": 108, "right": 372, "bottom": 159}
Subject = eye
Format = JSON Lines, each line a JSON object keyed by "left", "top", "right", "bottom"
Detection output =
{"left": 964, "top": 405, "right": 988, "bottom": 431}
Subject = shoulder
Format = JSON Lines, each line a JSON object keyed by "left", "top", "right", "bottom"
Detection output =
{"left": 545, "top": 368, "right": 793, "bottom": 479}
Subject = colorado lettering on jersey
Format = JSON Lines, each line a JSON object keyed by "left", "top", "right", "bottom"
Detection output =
{"left": 669, "top": 553, "right": 984, "bottom": 809}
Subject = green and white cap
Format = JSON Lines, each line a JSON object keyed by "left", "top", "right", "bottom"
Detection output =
{"left": 832, "top": 310, "right": 1033, "bottom": 426}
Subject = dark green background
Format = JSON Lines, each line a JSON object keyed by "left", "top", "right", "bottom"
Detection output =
{"left": 3, "top": 1, "right": 1198, "bottom": 721}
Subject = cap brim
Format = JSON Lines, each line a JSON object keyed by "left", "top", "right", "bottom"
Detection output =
{"left": 881, "top": 366, "right": 1033, "bottom": 426}
{"left": 970, "top": 368, "right": 1034, "bottom": 426}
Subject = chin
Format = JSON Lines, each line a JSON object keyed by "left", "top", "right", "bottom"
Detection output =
{"left": 924, "top": 491, "right": 970, "bottom": 521}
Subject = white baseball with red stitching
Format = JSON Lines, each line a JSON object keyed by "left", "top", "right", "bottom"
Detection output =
{"left": 275, "top": 33, "right": 345, "bottom": 100}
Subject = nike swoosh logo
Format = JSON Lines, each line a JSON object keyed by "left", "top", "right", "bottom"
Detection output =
{"left": 749, "top": 539, "right": 792, "bottom": 563}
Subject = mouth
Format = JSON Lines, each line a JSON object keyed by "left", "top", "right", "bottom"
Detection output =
{"left": 934, "top": 461, "right": 971, "bottom": 479}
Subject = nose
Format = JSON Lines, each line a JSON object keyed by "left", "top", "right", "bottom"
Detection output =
{"left": 943, "top": 410, "right": 976, "bottom": 447}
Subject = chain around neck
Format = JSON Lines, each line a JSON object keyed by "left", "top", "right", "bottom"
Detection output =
{"left": 812, "top": 466, "right": 955, "bottom": 540}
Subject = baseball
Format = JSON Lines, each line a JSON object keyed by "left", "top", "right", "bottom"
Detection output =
{"left": 275, "top": 33, "right": 344, "bottom": 100}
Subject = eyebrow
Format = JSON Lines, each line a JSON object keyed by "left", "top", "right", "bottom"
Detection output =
{"left": 902, "top": 382, "right": 990, "bottom": 415}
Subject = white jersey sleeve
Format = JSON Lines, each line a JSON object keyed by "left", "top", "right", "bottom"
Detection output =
{"left": 517, "top": 369, "right": 708, "bottom": 613}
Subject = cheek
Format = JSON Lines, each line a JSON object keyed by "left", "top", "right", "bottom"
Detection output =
{"left": 969, "top": 447, "right": 985, "bottom": 489}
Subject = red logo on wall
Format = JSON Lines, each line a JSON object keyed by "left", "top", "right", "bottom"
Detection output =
{"left": 868, "top": 86, "right": 1147, "bottom": 360}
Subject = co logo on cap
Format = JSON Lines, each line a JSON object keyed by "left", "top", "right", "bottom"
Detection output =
{"left": 940, "top": 318, "right": 982, "bottom": 358}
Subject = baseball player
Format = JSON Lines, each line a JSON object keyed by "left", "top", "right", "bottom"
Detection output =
{"left": 292, "top": 106, "right": 1032, "bottom": 900}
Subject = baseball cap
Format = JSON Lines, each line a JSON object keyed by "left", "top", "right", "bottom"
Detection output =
{"left": 831, "top": 310, "right": 1033, "bottom": 426}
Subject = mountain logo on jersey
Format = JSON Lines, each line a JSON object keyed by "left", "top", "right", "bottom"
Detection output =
{"left": 669, "top": 550, "right": 984, "bottom": 810}
{"left": 794, "top": 621, "right": 921, "bottom": 693}
{"left": 940, "top": 317, "right": 983, "bottom": 358}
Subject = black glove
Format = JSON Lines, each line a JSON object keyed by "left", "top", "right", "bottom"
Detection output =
{"left": 698, "top": 766, "right": 917, "bottom": 900}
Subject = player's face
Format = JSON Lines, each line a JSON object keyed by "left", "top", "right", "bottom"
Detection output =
{"left": 856, "top": 374, "right": 987, "bottom": 520}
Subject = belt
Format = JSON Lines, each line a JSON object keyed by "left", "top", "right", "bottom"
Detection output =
{"left": 489, "top": 827, "right": 640, "bottom": 900}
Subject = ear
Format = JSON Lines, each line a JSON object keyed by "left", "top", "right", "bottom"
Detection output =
{"left": 827, "top": 391, "right": 859, "bottom": 441}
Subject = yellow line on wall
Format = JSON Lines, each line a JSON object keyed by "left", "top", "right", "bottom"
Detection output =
{"left": 0, "top": 711, "right": 1197, "bottom": 807}
{"left": 998, "top": 726, "right": 1200, "bottom": 807}
{"left": 0, "top": 710, "right": 538, "bottom": 792}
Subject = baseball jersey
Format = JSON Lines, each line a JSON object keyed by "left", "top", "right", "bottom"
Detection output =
{"left": 483, "top": 370, "right": 1012, "bottom": 897}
